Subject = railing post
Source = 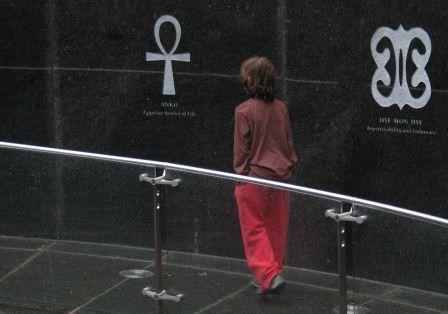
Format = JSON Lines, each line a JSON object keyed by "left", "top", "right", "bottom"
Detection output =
{"left": 326, "top": 203, "right": 367, "bottom": 314}
{"left": 139, "top": 170, "right": 183, "bottom": 313}
{"left": 337, "top": 203, "right": 348, "bottom": 314}
{"left": 153, "top": 174, "right": 164, "bottom": 314}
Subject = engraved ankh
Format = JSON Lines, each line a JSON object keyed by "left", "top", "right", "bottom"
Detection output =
{"left": 146, "top": 15, "right": 190, "bottom": 95}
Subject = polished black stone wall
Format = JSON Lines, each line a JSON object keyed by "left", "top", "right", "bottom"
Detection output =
{"left": 0, "top": 0, "right": 447, "bottom": 294}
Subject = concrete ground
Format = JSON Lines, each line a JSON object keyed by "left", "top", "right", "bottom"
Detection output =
{"left": 0, "top": 236, "right": 446, "bottom": 313}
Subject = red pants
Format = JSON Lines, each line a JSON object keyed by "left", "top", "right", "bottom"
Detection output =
{"left": 235, "top": 183, "right": 290, "bottom": 291}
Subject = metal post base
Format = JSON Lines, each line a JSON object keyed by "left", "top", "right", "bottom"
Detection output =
{"left": 142, "top": 287, "right": 183, "bottom": 303}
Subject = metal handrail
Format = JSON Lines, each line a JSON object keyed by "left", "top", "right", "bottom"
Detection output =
{"left": 0, "top": 141, "right": 447, "bottom": 228}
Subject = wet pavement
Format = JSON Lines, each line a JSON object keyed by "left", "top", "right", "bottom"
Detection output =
{"left": 0, "top": 236, "right": 446, "bottom": 313}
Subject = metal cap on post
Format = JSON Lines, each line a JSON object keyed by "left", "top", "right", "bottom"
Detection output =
{"left": 139, "top": 170, "right": 181, "bottom": 187}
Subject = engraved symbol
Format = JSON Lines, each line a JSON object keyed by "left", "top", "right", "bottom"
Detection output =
{"left": 146, "top": 15, "right": 190, "bottom": 95}
{"left": 371, "top": 25, "right": 431, "bottom": 110}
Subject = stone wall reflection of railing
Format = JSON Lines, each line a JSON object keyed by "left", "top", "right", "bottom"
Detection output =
{"left": 0, "top": 141, "right": 447, "bottom": 314}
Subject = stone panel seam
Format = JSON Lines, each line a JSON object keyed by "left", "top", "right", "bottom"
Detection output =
{"left": 0, "top": 242, "right": 57, "bottom": 283}
{"left": 47, "top": 249, "right": 153, "bottom": 263}
{"left": 0, "top": 66, "right": 51, "bottom": 71}
{"left": 194, "top": 283, "right": 251, "bottom": 314}
{"left": 359, "top": 287, "right": 445, "bottom": 313}
{"left": 67, "top": 263, "right": 154, "bottom": 313}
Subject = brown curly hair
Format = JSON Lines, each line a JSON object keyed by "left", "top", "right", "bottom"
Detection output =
{"left": 240, "top": 56, "right": 278, "bottom": 103}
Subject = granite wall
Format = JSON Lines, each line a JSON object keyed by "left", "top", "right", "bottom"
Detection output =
{"left": 0, "top": 0, "right": 447, "bottom": 294}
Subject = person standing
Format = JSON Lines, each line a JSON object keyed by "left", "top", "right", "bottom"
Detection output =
{"left": 233, "top": 56, "right": 297, "bottom": 296}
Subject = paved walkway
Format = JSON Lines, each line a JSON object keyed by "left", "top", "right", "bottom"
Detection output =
{"left": 0, "top": 236, "right": 446, "bottom": 313}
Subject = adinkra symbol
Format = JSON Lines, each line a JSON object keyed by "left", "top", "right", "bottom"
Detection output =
{"left": 371, "top": 25, "right": 431, "bottom": 110}
{"left": 146, "top": 15, "right": 190, "bottom": 95}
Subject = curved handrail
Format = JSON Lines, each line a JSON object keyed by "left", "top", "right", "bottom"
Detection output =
{"left": 0, "top": 141, "right": 447, "bottom": 228}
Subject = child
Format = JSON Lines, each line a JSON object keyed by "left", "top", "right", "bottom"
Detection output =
{"left": 234, "top": 56, "right": 297, "bottom": 296}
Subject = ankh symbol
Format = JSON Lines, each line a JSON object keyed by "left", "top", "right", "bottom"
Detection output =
{"left": 146, "top": 15, "right": 190, "bottom": 95}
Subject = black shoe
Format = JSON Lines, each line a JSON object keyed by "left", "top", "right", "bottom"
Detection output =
{"left": 268, "top": 275, "right": 286, "bottom": 295}
{"left": 257, "top": 275, "right": 286, "bottom": 296}
{"left": 250, "top": 278, "right": 260, "bottom": 289}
